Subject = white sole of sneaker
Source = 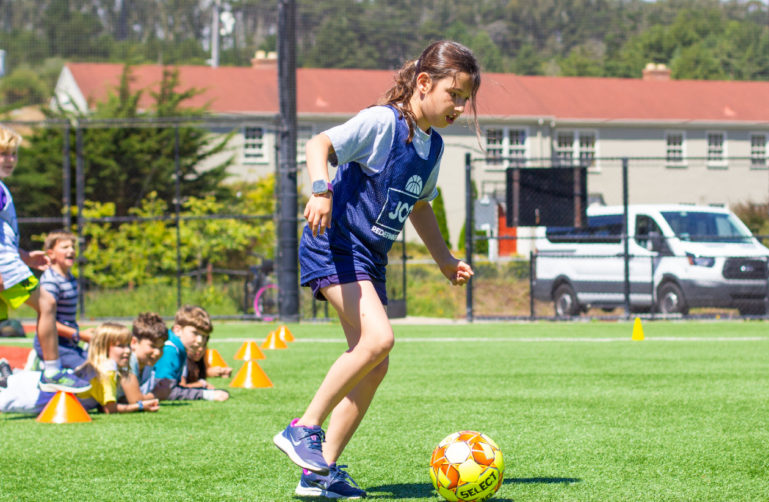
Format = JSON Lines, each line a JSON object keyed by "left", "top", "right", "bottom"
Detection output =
{"left": 38, "top": 382, "right": 91, "bottom": 393}
{"left": 295, "top": 483, "right": 363, "bottom": 499}
{"left": 273, "top": 431, "right": 329, "bottom": 475}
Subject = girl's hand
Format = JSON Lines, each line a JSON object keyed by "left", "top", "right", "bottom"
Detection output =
{"left": 142, "top": 399, "right": 160, "bottom": 412}
{"left": 440, "top": 258, "right": 474, "bottom": 286}
{"left": 304, "top": 194, "right": 333, "bottom": 237}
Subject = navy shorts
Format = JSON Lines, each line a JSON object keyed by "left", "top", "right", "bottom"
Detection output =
{"left": 306, "top": 272, "right": 388, "bottom": 306}
{"left": 34, "top": 336, "right": 87, "bottom": 369}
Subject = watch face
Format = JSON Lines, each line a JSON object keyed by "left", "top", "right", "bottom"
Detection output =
{"left": 312, "top": 180, "right": 327, "bottom": 193}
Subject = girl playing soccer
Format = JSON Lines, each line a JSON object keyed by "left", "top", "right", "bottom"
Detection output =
{"left": 273, "top": 40, "right": 480, "bottom": 498}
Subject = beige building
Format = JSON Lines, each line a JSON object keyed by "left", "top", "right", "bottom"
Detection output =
{"left": 53, "top": 59, "right": 769, "bottom": 253}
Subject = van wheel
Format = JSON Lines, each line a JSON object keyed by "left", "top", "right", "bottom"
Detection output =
{"left": 656, "top": 282, "right": 689, "bottom": 315}
{"left": 554, "top": 284, "right": 579, "bottom": 317}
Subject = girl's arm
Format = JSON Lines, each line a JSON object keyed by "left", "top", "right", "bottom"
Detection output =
{"left": 303, "top": 133, "right": 335, "bottom": 237}
{"left": 102, "top": 399, "right": 160, "bottom": 414}
{"left": 409, "top": 200, "right": 473, "bottom": 285}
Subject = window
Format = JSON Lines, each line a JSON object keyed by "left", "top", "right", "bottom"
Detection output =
{"left": 554, "top": 130, "right": 597, "bottom": 168}
{"left": 751, "top": 134, "right": 767, "bottom": 168}
{"left": 665, "top": 131, "right": 685, "bottom": 165}
{"left": 707, "top": 131, "right": 726, "bottom": 166}
{"left": 243, "top": 126, "right": 266, "bottom": 162}
{"left": 485, "top": 127, "right": 527, "bottom": 167}
{"left": 546, "top": 214, "right": 622, "bottom": 244}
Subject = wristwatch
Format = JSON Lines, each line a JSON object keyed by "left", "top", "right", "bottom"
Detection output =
{"left": 312, "top": 179, "right": 333, "bottom": 196}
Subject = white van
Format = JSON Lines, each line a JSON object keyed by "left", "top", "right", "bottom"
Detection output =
{"left": 532, "top": 204, "right": 769, "bottom": 316}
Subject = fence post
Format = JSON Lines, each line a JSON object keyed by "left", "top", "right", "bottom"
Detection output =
{"left": 62, "top": 124, "right": 71, "bottom": 229}
{"left": 529, "top": 250, "right": 535, "bottom": 319}
{"left": 465, "top": 152, "right": 474, "bottom": 322}
{"left": 277, "top": 0, "right": 300, "bottom": 322}
{"left": 75, "top": 124, "right": 85, "bottom": 317}
{"left": 622, "top": 157, "right": 630, "bottom": 318}
{"left": 174, "top": 126, "right": 182, "bottom": 310}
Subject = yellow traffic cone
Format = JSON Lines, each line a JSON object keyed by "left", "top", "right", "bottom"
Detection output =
{"left": 632, "top": 317, "right": 645, "bottom": 341}
{"left": 229, "top": 361, "right": 273, "bottom": 388}
{"left": 261, "top": 330, "right": 288, "bottom": 350}
{"left": 234, "top": 340, "right": 266, "bottom": 360}
{"left": 36, "top": 391, "right": 92, "bottom": 424}
{"left": 205, "top": 348, "right": 230, "bottom": 369}
{"left": 277, "top": 325, "right": 295, "bottom": 342}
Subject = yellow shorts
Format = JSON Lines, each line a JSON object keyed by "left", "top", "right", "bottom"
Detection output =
{"left": 0, "top": 276, "right": 39, "bottom": 320}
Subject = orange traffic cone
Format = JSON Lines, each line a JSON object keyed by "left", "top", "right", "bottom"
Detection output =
{"left": 261, "top": 330, "right": 288, "bottom": 350}
{"left": 205, "top": 348, "right": 230, "bottom": 368}
{"left": 277, "top": 325, "right": 295, "bottom": 342}
{"left": 234, "top": 340, "right": 266, "bottom": 360}
{"left": 229, "top": 361, "right": 273, "bottom": 388}
{"left": 36, "top": 391, "right": 92, "bottom": 424}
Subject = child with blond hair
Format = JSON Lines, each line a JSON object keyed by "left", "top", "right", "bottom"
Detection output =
{"left": 0, "top": 322, "right": 158, "bottom": 414}
{"left": 0, "top": 125, "right": 89, "bottom": 393}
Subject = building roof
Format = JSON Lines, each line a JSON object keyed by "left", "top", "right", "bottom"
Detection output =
{"left": 60, "top": 62, "right": 769, "bottom": 125}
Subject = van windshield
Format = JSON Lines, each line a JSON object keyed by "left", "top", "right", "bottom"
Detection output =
{"left": 661, "top": 211, "right": 752, "bottom": 243}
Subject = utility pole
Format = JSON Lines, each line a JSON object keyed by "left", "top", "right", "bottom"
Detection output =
{"left": 277, "top": 0, "right": 299, "bottom": 321}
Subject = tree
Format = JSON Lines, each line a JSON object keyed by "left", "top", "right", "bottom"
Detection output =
{"left": 11, "top": 64, "right": 234, "bottom": 218}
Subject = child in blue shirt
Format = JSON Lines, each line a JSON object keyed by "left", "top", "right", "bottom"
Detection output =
{"left": 152, "top": 305, "right": 228, "bottom": 402}
{"left": 273, "top": 40, "right": 479, "bottom": 498}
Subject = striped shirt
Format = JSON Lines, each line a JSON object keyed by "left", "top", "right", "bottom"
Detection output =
{"left": 40, "top": 268, "right": 79, "bottom": 346}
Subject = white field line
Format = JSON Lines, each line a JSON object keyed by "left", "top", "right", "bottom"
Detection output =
{"left": 3, "top": 336, "right": 764, "bottom": 346}
{"left": 210, "top": 336, "right": 767, "bottom": 344}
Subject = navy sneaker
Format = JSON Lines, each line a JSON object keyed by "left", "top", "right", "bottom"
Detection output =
{"left": 273, "top": 419, "right": 330, "bottom": 474}
{"left": 38, "top": 370, "right": 91, "bottom": 393}
{"left": 295, "top": 464, "right": 366, "bottom": 499}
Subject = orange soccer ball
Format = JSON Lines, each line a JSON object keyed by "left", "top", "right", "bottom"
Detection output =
{"left": 429, "top": 431, "right": 504, "bottom": 502}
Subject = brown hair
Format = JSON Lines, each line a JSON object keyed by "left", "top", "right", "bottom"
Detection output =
{"left": 44, "top": 230, "right": 76, "bottom": 251}
{"left": 132, "top": 311, "right": 168, "bottom": 343}
{"left": 381, "top": 40, "right": 481, "bottom": 142}
{"left": 0, "top": 125, "right": 21, "bottom": 151}
{"left": 174, "top": 305, "right": 213, "bottom": 335}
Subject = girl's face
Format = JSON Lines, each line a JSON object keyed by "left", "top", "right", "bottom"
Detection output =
{"left": 414, "top": 71, "right": 474, "bottom": 132}
{"left": 0, "top": 149, "right": 18, "bottom": 178}
{"left": 108, "top": 341, "right": 131, "bottom": 367}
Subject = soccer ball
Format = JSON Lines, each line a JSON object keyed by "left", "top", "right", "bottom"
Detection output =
{"left": 429, "top": 431, "right": 504, "bottom": 502}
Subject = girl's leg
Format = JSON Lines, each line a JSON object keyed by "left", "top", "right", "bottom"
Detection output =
{"left": 322, "top": 314, "right": 390, "bottom": 464}
{"left": 297, "top": 280, "right": 393, "bottom": 429}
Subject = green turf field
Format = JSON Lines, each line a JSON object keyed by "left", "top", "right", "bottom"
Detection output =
{"left": 2, "top": 321, "right": 768, "bottom": 501}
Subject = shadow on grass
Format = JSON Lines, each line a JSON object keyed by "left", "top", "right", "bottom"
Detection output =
{"left": 293, "top": 477, "right": 581, "bottom": 500}
{"left": 506, "top": 477, "right": 582, "bottom": 485}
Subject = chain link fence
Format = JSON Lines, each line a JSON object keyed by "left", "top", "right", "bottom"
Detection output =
{"left": 464, "top": 155, "right": 769, "bottom": 321}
